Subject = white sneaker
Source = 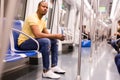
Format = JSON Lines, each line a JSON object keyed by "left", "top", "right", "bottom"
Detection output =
{"left": 51, "top": 66, "right": 66, "bottom": 74}
{"left": 42, "top": 70, "right": 60, "bottom": 79}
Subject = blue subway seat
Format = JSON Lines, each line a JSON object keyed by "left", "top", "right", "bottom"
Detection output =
{"left": 81, "top": 40, "right": 91, "bottom": 47}
{"left": 1, "top": 20, "right": 39, "bottom": 63}
{"left": 5, "top": 54, "right": 23, "bottom": 62}
{"left": 4, "top": 20, "right": 41, "bottom": 63}
{"left": 14, "top": 50, "right": 38, "bottom": 57}
{"left": 4, "top": 50, "right": 26, "bottom": 62}
{"left": 10, "top": 20, "right": 41, "bottom": 58}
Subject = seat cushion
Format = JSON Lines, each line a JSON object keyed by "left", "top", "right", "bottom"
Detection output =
{"left": 14, "top": 50, "right": 37, "bottom": 57}
{"left": 4, "top": 50, "right": 24, "bottom": 62}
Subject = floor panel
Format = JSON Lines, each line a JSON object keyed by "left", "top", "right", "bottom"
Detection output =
{"left": 2, "top": 41, "right": 120, "bottom": 80}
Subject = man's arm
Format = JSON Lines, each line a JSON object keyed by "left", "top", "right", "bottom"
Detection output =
{"left": 42, "top": 28, "right": 49, "bottom": 34}
{"left": 30, "top": 25, "right": 65, "bottom": 41}
{"left": 114, "top": 32, "right": 120, "bottom": 36}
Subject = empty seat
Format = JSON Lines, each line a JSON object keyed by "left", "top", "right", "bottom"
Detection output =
{"left": 4, "top": 50, "right": 26, "bottom": 62}
{"left": 81, "top": 40, "right": 91, "bottom": 47}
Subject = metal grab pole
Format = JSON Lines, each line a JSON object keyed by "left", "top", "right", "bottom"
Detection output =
{"left": 50, "top": 0, "right": 57, "bottom": 33}
{"left": 0, "top": 0, "right": 18, "bottom": 79}
{"left": 0, "top": 0, "right": 4, "bottom": 48}
{"left": 0, "top": 0, "right": 4, "bottom": 78}
{"left": 91, "top": 0, "right": 99, "bottom": 53}
{"left": 89, "top": 0, "right": 94, "bottom": 61}
{"left": 76, "top": 0, "right": 84, "bottom": 80}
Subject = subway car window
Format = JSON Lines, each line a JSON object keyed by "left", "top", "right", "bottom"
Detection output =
{"left": 4, "top": 0, "right": 8, "bottom": 16}
{"left": 14, "top": 0, "right": 27, "bottom": 20}
{"left": 59, "top": 1, "right": 70, "bottom": 27}
{"left": 4, "top": 0, "right": 27, "bottom": 20}
{"left": 47, "top": 0, "right": 54, "bottom": 29}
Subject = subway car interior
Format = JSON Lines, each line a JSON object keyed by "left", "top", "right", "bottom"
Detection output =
{"left": 0, "top": 0, "right": 120, "bottom": 80}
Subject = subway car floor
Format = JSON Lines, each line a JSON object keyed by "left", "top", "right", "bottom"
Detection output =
{"left": 2, "top": 41, "right": 120, "bottom": 80}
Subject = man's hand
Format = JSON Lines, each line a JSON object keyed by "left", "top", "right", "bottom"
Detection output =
{"left": 114, "top": 32, "right": 120, "bottom": 36}
{"left": 55, "top": 34, "right": 65, "bottom": 41}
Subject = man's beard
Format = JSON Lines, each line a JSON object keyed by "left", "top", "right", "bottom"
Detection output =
{"left": 41, "top": 12, "right": 46, "bottom": 16}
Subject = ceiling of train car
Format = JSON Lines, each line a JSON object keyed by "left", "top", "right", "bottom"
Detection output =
{"left": 88, "top": 0, "right": 113, "bottom": 17}
{"left": 99, "top": 0, "right": 113, "bottom": 15}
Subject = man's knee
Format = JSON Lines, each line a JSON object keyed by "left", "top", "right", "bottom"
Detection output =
{"left": 37, "top": 38, "right": 51, "bottom": 46}
{"left": 43, "top": 38, "right": 51, "bottom": 45}
{"left": 37, "top": 38, "right": 51, "bottom": 53}
{"left": 51, "top": 39, "right": 58, "bottom": 44}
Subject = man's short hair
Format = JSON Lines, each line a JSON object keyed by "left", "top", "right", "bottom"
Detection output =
{"left": 38, "top": 1, "right": 46, "bottom": 7}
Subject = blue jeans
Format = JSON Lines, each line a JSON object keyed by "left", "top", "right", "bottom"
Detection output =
{"left": 19, "top": 38, "right": 58, "bottom": 70}
{"left": 115, "top": 54, "right": 120, "bottom": 74}
{"left": 111, "top": 40, "right": 119, "bottom": 53}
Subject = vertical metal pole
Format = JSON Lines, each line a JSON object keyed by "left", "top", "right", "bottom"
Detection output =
{"left": 94, "top": 0, "right": 99, "bottom": 42}
{"left": 0, "top": 0, "right": 4, "bottom": 48}
{"left": 0, "top": 0, "right": 18, "bottom": 79}
{"left": 90, "top": 0, "right": 99, "bottom": 56}
{"left": 0, "top": 0, "right": 4, "bottom": 78}
{"left": 93, "top": 0, "right": 99, "bottom": 51}
{"left": 76, "top": 0, "right": 84, "bottom": 80}
{"left": 50, "top": 0, "right": 57, "bottom": 33}
{"left": 90, "top": 0, "right": 96, "bottom": 59}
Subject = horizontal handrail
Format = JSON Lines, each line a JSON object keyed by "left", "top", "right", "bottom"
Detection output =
{"left": 11, "top": 28, "right": 40, "bottom": 51}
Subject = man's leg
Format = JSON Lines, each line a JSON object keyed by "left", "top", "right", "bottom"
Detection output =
{"left": 19, "top": 38, "right": 38, "bottom": 50}
{"left": 36, "top": 38, "right": 61, "bottom": 78}
{"left": 19, "top": 38, "right": 51, "bottom": 70}
{"left": 20, "top": 38, "right": 60, "bottom": 78}
{"left": 50, "top": 39, "right": 58, "bottom": 67}
{"left": 50, "top": 39, "right": 65, "bottom": 74}
{"left": 115, "top": 54, "right": 120, "bottom": 74}
{"left": 36, "top": 38, "right": 51, "bottom": 71}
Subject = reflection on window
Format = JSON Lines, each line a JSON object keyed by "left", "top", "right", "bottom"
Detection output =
{"left": 47, "top": 0, "right": 54, "bottom": 29}
{"left": 4, "top": 0, "right": 27, "bottom": 20}
{"left": 14, "top": 0, "right": 27, "bottom": 20}
{"left": 59, "top": 1, "right": 70, "bottom": 27}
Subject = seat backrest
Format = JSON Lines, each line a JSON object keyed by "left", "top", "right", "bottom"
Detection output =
{"left": 11, "top": 20, "right": 23, "bottom": 50}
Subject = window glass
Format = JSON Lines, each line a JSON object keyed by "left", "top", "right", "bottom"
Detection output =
{"left": 59, "top": 1, "right": 70, "bottom": 27}
{"left": 14, "top": 0, "right": 27, "bottom": 20}
{"left": 4, "top": 0, "right": 27, "bottom": 20}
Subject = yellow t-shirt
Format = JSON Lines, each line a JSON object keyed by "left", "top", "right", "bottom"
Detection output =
{"left": 18, "top": 13, "right": 46, "bottom": 46}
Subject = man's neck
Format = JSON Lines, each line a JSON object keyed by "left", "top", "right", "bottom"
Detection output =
{"left": 37, "top": 11, "right": 43, "bottom": 19}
